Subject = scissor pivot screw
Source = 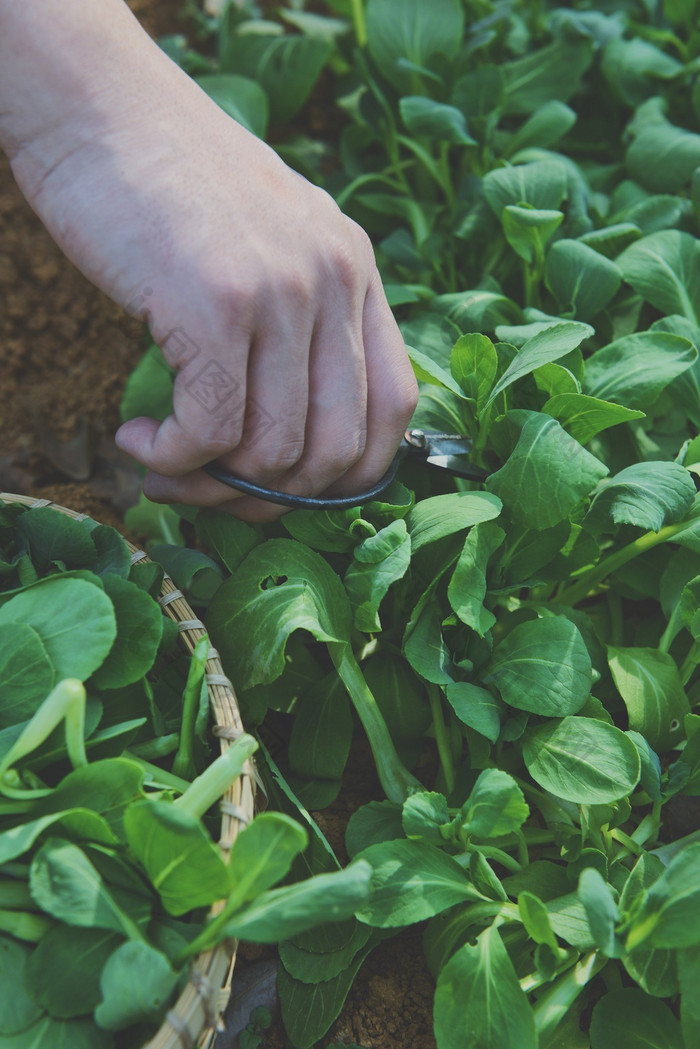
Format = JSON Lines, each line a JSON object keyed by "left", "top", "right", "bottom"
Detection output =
{"left": 405, "top": 428, "right": 427, "bottom": 448}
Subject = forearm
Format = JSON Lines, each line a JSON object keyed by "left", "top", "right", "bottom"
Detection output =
{"left": 0, "top": 0, "right": 185, "bottom": 187}
{"left": 0, "top": 0, "right": 242, "bottom": 301}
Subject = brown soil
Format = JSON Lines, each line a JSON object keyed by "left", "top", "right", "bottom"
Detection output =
{"left": 327, "top": 932, "right": 436, "bottom": 1049}
{"left": 0, "top": 0, "right": 185, "bottom": 535}
{"left": 241, "top": 928, "right": 437, "bottom": 1049}
{"left": 0, "top": 3, "right": 437, "bottom": 1047}
{"left": 0, "top": 148, "right": 146, "bottom": 532}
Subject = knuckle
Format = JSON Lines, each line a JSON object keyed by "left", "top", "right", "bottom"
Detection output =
{"left": 280, "top": 270, "right": 314, "bottom": 314}
{"left": 323, "top": 426, "right": 367, "bottom": 475}
{"left": 210, "top": 277, "right": 259, "bottom": 337}
{"left": 350, "top": 222, "right": 376, "bottom": 264}
{"left": 378, "top": 352, "right": 420, "bottom": 429}
{"left": 243, "top": 437, "right": 305, "bottom": 476}
{"left": 397, "top": 374, "right": 420, "bottom": 421}
{"left": 348, "top": 424, "right": 368, "bottom": 463}
{"left": 330, "top": 248, "right": 358, "bottom": 295}
{"left": 197, "top": 414, "right": 246, "bottom": 455}
{"left": 327, "top": 226, "right": 373, "bottom": 294}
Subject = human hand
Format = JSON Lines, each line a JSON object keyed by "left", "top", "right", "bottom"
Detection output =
{"left": 1, "top": 0, "right": 418, "bottom": 520}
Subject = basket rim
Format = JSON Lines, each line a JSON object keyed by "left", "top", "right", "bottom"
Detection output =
{"left": 0, "top": 492, "right": 255, "bottom": 1049}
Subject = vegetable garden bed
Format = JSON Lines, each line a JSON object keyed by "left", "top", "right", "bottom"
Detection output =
{"left": 6, "top": 0, "right": 700, "bottom": 1047}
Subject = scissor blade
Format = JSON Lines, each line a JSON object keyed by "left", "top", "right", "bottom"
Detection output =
{"left": 425, "top": 454, "right": 488, "bottom": 481}
{"left": 419, "top": 433, "right": 474, "bottom": 458}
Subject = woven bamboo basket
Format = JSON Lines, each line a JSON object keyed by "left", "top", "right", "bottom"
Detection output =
{"left": 0, "top": 492, "right": 256, "bottom": 1049}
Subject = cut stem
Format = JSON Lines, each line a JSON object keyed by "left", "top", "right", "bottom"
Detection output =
{"left": 0, "top": 678, "right": 87, "bottom": 798}
{"left": 172, "top": 634, "right": 209, "bottom": 780}
{"left": 175, "top": 734, "right": 257, "bottom": 821}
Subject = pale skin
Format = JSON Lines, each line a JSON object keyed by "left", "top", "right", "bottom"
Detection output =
{"left": 0, "top": 0, "right": 418, "bottom": 521}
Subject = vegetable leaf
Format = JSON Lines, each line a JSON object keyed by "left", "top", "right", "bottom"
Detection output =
{"left": 485, "top": 616, "right": 592, "bottom": 717}
{"left": 523, "top": 717, "right": 640, "bottom": 803}
{"left": 486, "top": 412, "right": 608, "bottom": 529}
{"left": 434, "top": 926, "right": 537, "bottom": 1049}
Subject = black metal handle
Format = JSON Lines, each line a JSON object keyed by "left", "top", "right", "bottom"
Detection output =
{"left": 203, "top": 448, "right": 407, "bottom": 510}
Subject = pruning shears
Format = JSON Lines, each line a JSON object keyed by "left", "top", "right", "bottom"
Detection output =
{"left": 203, "top": 429, "right": 489, "bottom": 510}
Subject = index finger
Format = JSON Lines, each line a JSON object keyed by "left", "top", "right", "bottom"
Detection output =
{"left": 116, "top": 336, "right": 249, "bottom": 477}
